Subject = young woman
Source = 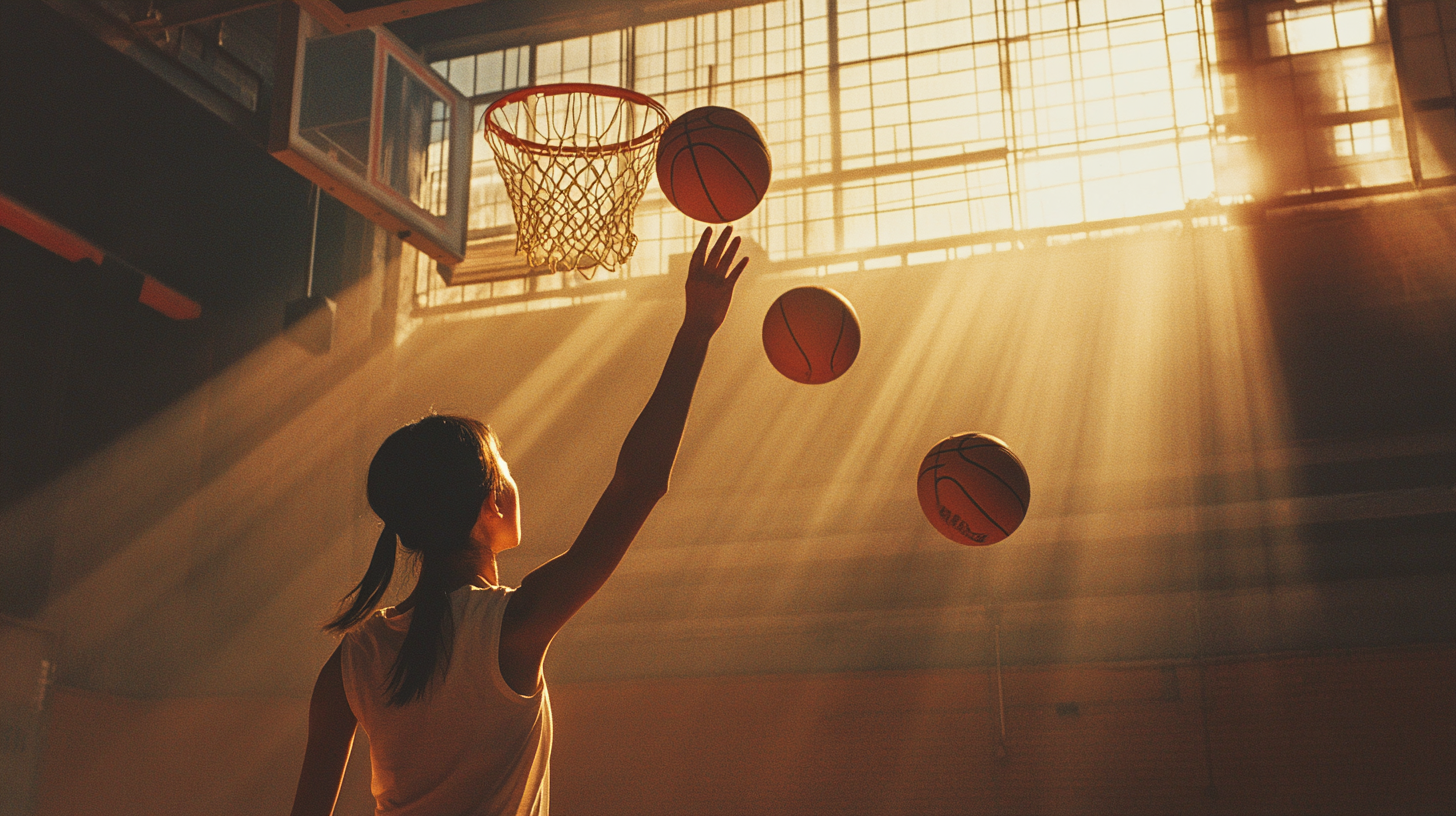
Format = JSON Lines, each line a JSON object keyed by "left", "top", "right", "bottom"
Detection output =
{"left": 290, "top": 227, "right": 747, "bottom": 816}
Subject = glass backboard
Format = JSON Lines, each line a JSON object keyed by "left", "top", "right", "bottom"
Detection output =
{"left": 270, "top": 4, "right": 470, "bottom": 266}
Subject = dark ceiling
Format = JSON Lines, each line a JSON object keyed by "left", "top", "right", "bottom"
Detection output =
{"left": 382, "top": 0, "right": 768, "bottom": 59}
{"left": 99, "top": 0, "right": 770, "bottom": 59}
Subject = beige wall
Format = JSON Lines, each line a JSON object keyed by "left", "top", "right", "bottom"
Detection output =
{"left": 20, "top": 208, "right": 1456, "bottom": 815}
{"left": 35, "top": 645, "right": 1456, "bottom": 816}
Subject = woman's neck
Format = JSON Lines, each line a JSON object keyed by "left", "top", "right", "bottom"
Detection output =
{"left": 395, "top": 551, "right": 498, "bottom": 612}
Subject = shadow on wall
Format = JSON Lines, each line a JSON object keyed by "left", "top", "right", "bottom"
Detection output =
{"left": 21, "top": 205, "right": 1456, "bottom": 701}
{"left": 9, "top": 215, "right": 1456, "bottom": 816}
{"left": 396, "top": 222, "right": 1317, "bottom": 683}
{"left": 31, "top": 647, "right": 1456, "bottom": 816}
{"left": 1, "top": 252, "right": 397, "bottom": 698}
{"left": 1247, "top": 196, "right": 1456, "bottom": 439}
{"left": 0, "top": 1, "right": 361, "bottom": 620}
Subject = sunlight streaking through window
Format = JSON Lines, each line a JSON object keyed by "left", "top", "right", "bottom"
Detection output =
{"left": 416, "top": 0, "right": 1407, "bottom": 311}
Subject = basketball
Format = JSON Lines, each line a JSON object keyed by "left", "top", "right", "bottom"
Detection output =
{"left": 917, "top": 433, "right": 1030, "bottom": 546}
{"left": 656, "top": 106, "right": 772, "bottom": 223}
{"left": 761, "top": 286, "right": 861, "bottom": 384}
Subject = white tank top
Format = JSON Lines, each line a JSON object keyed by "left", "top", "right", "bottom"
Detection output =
{"left": 340, "top": 585, "right": 551, "bottom": 816}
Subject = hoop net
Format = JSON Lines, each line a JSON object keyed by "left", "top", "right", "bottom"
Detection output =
{"left": 483, "top": 84, "right": 669, "bottom": 277}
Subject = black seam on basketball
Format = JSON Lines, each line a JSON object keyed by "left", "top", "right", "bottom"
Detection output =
{"left": 919, "top": 451, "right": 947, "bottom": 478}
{"left": 957, "top": 459, "right": 1028, "bottom": 512}
{"left": 951, "top": 443, "right": 1004, "bottom": 461}
{"left": 947, "top": 443, "right": 1003, "bottom": 464}
{"left": 676, "top": 121, "right": 772, "bottom": 171}
{"left": 681, "top": 128, "right": 728, "bottom": 221}
{"left": 928, "top": 451, "right": 949, "bottom": 494}
{"left": 830, "top": 306, "right": 846, "bottom": 373}
{"left": 685, "top": 120, "right": 765, "bottom": 144}
{"left": 779, "top": 300, "right": 813, "bottom": 381}
{"left": 951, "top": 438, "right": 1029, "bottom": 507}
{"left": 665, "top": 137, "right": 681, "bottom": 203}
{"left": 936, "top": 475, "right": 1010, "bottom": 536}
{"left": 687, "top": 143, "right": 766, "bottom": 201}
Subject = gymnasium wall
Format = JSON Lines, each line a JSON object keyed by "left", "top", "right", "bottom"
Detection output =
{"left": 6, "top": 0, "right": 1455, "bottom": 699}
{"left": 9, "top": 180, "right": 1456, "bottom": 813}
{"left": 11, "top": 207, "right": 1456, "bottom": 696}
{"left": 4, "top": 1, "right": 1456, "bottom": 813}
{"left": 7, "top": 199, "right": 1456, "bottom": 812}
{"left": 0, "top": 0, "right": 310, "bottom": 621}
{"left": 397, "top": 213, "right": 1456, "bottom": 685}
{"left": 23, "top": 205, "right": 1456, "bottom": 815}
{"left": 35, "top": 645, "right": 1456, "bottom": 816}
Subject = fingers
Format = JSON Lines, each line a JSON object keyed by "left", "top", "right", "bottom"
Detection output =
{"left": 721, "top": 237, "right": 742, "bottom": 275}
{"left": 690, "top": 227, "right": 711, "bottom": 270}
{"left": 727, "top": 256, "right": 748, "bottom": 286}
{"left": 706, "top": 226, "right": 734, "bottom": 271}
{"left": 696, "top": 226, "right": 749, "bottom": 280}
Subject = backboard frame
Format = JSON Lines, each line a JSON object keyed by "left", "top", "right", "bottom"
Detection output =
{"left": 269, "top": 2, "right": 470, "bottom": 266}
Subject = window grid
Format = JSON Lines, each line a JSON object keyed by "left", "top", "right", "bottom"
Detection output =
{"left": 466, "top": 102, "right": 514, "bottom": 234}
{"left": 422, "top": 98, "right": 451, "bottom": 216}
{"left": 631, "top": 2, "right": 824, "bottom": 272}
{"left": 1207, "top": 0, "right": 1407, "bottom": 198}
{"left": 535, "top": 32, "right": 627, "bottom": 85}
{"left": 434, "top": 46, "right": 530, "bottom": 98}
{"left": 416, "top": 0, "right": 1409, "bottom": 311}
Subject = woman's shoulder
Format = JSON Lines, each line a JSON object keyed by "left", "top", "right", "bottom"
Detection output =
{"left": 456, "top": 583, "right": 513, "bottom": 607}
{"left": 348, "top": 606, "right": 407, "bottom": 639}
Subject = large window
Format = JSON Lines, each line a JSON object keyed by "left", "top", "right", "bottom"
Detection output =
{"left": 414, "top": 0, "right": 1417, "bottom": 311}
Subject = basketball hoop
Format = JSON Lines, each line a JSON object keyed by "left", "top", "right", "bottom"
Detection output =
{"left": 483, "top": 84, "right": 670, "bottom": 277}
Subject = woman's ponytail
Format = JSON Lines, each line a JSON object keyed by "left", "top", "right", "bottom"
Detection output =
{"left": 325, "top": 525, "right": 398, "bottom": 633}
{"left": 385, "top": 581, "right": 455, "bottom": 706}
{"left": 337, "top": 415, "right": 505, "bottom": 705}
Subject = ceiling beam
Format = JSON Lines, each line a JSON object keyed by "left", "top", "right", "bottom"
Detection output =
{"left": 296, "top": 0, "right": 492, "bottom": 33}
{"left": 43, "top": 0, "right": 265, "bottom": 140}
{"left": 0, "top": 191, "right": 201, "bottom": 320}
{"left": 131, "top": 0, "right": 280, "bottom": 30}
{"left": 390, "top": 0, "right": 768, "bottom": 61}
{"left": 132, "top": 0, "right": 500, "bottom": 36}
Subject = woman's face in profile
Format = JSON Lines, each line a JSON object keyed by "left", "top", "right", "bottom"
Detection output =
{"left": 474, "top": 459, "right": 521, "bottom": 555}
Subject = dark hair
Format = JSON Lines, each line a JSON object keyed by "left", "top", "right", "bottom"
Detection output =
{"left": 327, "top": 415, "right": 506, "bottom": 706}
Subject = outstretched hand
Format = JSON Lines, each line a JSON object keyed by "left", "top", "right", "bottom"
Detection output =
{"left": 684, "top": 226, "right": 748, "bottom": 334}
{"left": 499, "top": 226, "right": 749, "bottom": 675}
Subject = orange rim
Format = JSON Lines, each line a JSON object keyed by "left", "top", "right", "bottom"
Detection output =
{"left": 483, "top": 83, "right": 670, "bottom": 156}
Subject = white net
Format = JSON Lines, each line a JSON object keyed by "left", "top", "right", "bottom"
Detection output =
{"left": 484, "top": 85, "right": 669, "bottom": 277}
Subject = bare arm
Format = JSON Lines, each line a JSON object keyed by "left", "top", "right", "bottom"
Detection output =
{"left": 289, "top": 646, "right": 357, "bottom": 816}
{"left": 500, "top": 227, "right": 747, "bottom": 677}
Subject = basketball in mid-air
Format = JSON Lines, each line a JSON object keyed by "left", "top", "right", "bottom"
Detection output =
{"left": 917, "top": 433, "right": 1029, "bottom": 546}
{"left": 761, "top": 286, "right": 861, "bottom": 384}
{"left": 656, "top": 106, "right": 772, "bottom": 223}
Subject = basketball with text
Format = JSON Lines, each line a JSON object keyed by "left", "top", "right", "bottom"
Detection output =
{"left": 917, "top": 433, "right": 1029, "bottom": 546}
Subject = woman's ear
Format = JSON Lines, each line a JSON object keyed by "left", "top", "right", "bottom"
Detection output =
{"left": 483, "top": 490, "right": 505, "bottom": 519}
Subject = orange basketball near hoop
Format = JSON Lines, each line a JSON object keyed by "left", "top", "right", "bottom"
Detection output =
{"left": 657, "top": 106, "right": 772, "bottom": 223}
{"left": 917, "top": 434, "right": 1030, "bottom": 546}
{"left": 762, "top": 286, "right": 861, "bottom": 384}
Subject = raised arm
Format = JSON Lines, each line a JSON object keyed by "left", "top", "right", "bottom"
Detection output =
{"left": 500, "top": 227, "right": 746, "bottom": 675}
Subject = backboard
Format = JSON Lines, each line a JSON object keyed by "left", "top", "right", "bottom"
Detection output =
{"left": 269, "top": 2, "right": 470, "bottom": 266}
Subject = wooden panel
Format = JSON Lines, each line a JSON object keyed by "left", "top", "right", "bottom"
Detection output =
{"left": 1204, "top": 649, "right": 1456, "bottom": 816}
{"left": 547, "top": 649, "right": 1456, "bottom": 816}
{"left": 35, "top": 692, "right": 311, "bottom": 816}
{"left": 32, "top": 647, "right": 1456, "bottom": 816}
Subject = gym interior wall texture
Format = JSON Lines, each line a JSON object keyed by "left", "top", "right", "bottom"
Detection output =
{"left": 2, "top": 2, "right": 1455, "bottom": 815}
